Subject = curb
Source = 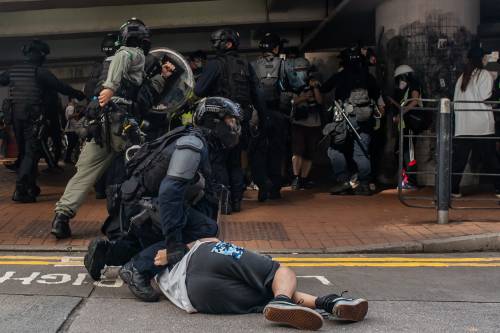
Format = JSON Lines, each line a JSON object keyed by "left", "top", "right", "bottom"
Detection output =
{"left": 1, "top": 233, "right": 500, "bottom": 254}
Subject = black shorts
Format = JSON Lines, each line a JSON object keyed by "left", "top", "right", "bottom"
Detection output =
{"left": 291, "top": 124, "right": 321, "bottom": 160}
{"left": 186, "top": 242, "right": 280, "bottom": 314}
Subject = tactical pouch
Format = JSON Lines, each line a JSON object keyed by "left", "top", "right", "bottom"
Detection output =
{"left": 120, "top": 177, "right": 141, "bottom": 203}
{"left": 349, "top": 89, "right": 373, "bottom": 122}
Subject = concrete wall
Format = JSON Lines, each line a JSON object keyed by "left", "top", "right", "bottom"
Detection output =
{"left": 376, "top": 0, "right": 480, "bottom": 37}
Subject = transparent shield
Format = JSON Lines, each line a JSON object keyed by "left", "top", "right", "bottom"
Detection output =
{"left": 149, "top": 48, "right": 194, "bottom": 116}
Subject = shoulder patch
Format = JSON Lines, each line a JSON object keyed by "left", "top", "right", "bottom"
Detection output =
{"left": 175, "top": 135, "right": 203, "bottom": 152}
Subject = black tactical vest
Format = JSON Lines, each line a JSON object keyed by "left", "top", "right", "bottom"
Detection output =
{"left": 8, "top": 64, "right": 42, "bottom": 106}
{"left": 252, "top": 54, "right": 282, "bottom": 104}
{"left": 121, "top": 126, "right": 209, "bottom": 203}
{"left": 215, "top": 52, "right": 252, "bottom": 107}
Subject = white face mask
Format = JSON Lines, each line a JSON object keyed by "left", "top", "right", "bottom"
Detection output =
{"left": 399, "top": 81, "right": 408, "bottom": 90}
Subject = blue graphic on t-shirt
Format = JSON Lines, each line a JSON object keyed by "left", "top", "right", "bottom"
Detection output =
{"left": 211, "top": 241, "right": 244, "bottom": 260}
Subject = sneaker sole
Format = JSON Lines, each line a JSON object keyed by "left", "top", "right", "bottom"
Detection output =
{"left": 84, "top": 240, "right": 107, "bottom": 281}
{"left": 333, "top": 299, "right": 368, "bottom": 322}
{"left": 264, "top": 304, "right": 323, "bottom": 330}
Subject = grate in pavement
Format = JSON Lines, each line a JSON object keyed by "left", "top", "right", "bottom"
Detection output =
{"left": 220, "top": 221, "right": 289, "bottom": 241}
{"left": 17, "top": 219, "right": 102, "bottom": 239}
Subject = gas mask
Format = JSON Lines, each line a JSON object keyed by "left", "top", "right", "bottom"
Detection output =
{"left": 213, "top": 117, "right": 240, "bottom": 149}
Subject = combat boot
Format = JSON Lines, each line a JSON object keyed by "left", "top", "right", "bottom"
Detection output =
{"left": 12, "top": 190, "right": 36, "bottom": 203}
{"left": 84, "top": 238, "right": 110, "bottom": 281}
{"left": 51, "top": 213, "right": 72, "bottom": 239}
{"left": 119, "top": 262, "right": 160, "bottom": 302}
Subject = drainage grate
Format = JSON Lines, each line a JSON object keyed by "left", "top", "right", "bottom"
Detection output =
{"left": 17, "top": 219, "right": 102, "bottom": 239}
{"left": 220, "top": 221, "right": 289, "bottom": 241}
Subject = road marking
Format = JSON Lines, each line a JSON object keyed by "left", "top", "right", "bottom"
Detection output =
{"left": 283, "top": 263, "right": 500, "bottom": 268}
{"left": 1, "top": 256, "right": 500, "bottom": 268}
{"left": 275, "top": 257, "right": 500, "bottom": 262}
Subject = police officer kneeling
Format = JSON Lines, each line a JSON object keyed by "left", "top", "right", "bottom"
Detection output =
{"left": 84, "top": 97, "right": 242, "bottom": 301}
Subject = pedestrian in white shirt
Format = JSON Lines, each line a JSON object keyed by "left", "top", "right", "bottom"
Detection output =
{"left": 452, "top": 46, "right": 500, "bottom": 198}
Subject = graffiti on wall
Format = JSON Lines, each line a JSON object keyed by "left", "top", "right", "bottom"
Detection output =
{"left": 381, "top": 12, "right": 474, "bottom": 98}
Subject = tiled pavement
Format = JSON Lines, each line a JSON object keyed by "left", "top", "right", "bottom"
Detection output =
{"left": 1, "top": 165, "right": 500, "bottom": 251}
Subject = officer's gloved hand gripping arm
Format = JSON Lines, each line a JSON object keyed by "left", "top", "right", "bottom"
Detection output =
{"left": 158, "top": 135, "right": 204, "bottom": 266}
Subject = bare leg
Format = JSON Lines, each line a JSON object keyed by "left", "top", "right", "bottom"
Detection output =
{"left": 272, "top": 266, "right": 297, "bottom": 298}
{"left": 292, "top": 155, "right": 302, "bottom": 176}
{"left": 292, "top": 291, "right": 318, "bottom": 309}
{"left": 267, "top": 266, "right": 324, "bottom": 330}
{"left": 300, "top": 160, "right": 312, "bottom": 178}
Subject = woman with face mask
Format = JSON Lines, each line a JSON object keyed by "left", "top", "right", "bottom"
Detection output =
{"left": 392, "top": 65, "right": 422, "bottom": 190}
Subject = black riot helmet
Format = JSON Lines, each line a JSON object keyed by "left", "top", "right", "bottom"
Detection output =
{"left": 193, "top": 97, "right": 242, "bottom": 149}
{"left": 118, "top": 18, "right": 152, "bottom": 54}
{"left": 211, "top": 29, "right": 240, "bottom": 51}
{"left": 339, "top": 45, "right": 363, "bottom": 68}
{"left": 22, "top": 39, "right": 50, "bottom": 65}
{"left": 101, "top": 33, "right": 118, "bottom": 57}
{"left": 259, "top": 32, "right": 281, "bottom": 53}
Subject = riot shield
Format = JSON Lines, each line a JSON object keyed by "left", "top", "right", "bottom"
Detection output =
{"left": 148, "top": 48, "right": 194, "bottom": 116}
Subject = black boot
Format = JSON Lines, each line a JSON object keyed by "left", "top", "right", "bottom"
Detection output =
{"left": 84, "top": 238, "right": 110, "bottom": 281}
{"left": 12, "top": 189, "right": 36, "bottom": 203}
{"left": 28, "top": 185, "right": 41, "bottom": 198}
{"left": 119, "top": 262, "right": 160, "bottom": 302}
{"left": 231, "top": 200, "right": 241, "bottom": 213}
{"left": 51, "top": 213, "right": 72, "bottom": 239}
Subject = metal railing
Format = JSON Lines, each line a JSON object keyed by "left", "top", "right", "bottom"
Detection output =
{"left": 398, "top": 98, "right": 500, "bottom": 224}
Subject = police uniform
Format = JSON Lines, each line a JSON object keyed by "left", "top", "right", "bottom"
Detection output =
{"left": 194, "top": 50, "right": 269, "bottom": 209}
{"left": 54, "top": 46, "right": 145, "bottom": 219}
{"left": 251, "top": 52, "right": 288, "bottom": 198}
{"left": 0, "top": 63, "right": 84, "bottom": 201}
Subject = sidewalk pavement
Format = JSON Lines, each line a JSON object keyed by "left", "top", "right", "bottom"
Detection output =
{"left": 1, "top": 165, "right": 499, "bottom": 252}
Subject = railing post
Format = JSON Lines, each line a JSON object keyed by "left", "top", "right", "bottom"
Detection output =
{"left": 436, "top": 98, "right": 451, "bottom": 224}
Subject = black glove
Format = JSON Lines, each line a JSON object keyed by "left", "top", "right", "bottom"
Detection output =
{"left": 166, "top": 242, "right": 188, "bottom": 267}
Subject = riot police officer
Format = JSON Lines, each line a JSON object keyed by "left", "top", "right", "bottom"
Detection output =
{"left": 84, "top": 97, "right": 241, "bottom": 301}
{"left": 51, "top": 18, "right": 176, "bottom": 239}
{"left": 0, "top": 39, "right": 85, "bottom": 203}
{"left": 251, "top": 32, "right": 288, "bottom": 199}
{"left": 322, "top": 46, "right": 382, "bottom": 195}
{"left": 194, "top": 29, "right": 268, "bottom": 212}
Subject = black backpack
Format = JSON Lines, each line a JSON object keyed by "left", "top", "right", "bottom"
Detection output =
{"left": 216, "top": 54, "right": 252, "bottom": 109}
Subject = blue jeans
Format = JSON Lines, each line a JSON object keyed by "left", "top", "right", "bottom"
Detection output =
{"left": 132, "top": 199, "right": 218, "bottom": 277}
{"left": 328, "top": 131, "right": 372, "bottom": 185}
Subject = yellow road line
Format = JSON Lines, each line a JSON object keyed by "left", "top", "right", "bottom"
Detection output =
{"left": 0, "top": 256, "right": 64, "bottom": 260}
{"left": 275, "top": 257, "right": 500, "bottom": 262}
{"left": 282, "top": 263, "right": 500, "bottom": 268}
{"left": 0, "top": 261, "right": 60, "bottom": 265}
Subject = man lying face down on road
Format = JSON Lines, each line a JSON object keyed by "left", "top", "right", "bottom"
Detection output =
{"left": 123, "top": 237, "right": 368, "bottom": 331}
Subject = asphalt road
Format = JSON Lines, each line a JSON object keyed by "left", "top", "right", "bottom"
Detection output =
{"left": 1, "top": 252, "right": 500, "bottom": 333}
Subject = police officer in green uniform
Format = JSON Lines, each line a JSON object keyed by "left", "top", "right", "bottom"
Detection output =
{"left": 0, "top": 39, "right": 85, "bottom": 203}
{"left": 51, "top": 18, "right": 176, "bottom": 239}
